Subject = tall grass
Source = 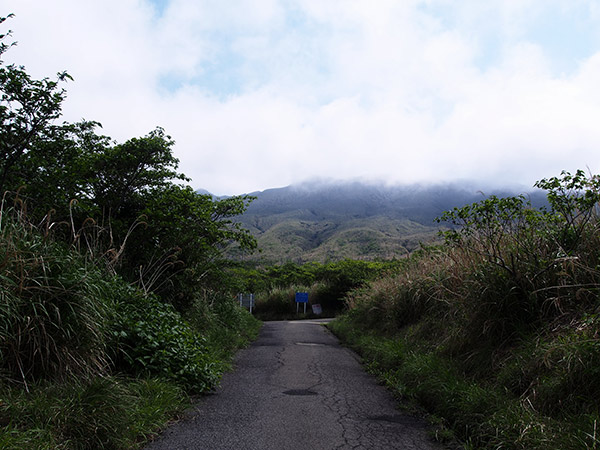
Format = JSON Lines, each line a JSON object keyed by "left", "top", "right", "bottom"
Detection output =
{"left": 0, "top": 202, "right": 261, "bottom": 448}
{"left": 332, "top": 171, "right": 600, "bottom": 448}
{"left": 345, "top": 248, "right": 452, "bottom": 333}
{"left": 253, "top": 286, "right": 306, "bottom": 320}
{"left": 0, "top": 207, "right": 112, "bottom": 385}
{"left": 0, "top": 376, "right": 187, "bottom": 450}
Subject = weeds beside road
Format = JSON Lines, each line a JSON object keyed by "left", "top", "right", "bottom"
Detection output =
{"left": 330, "top": 170, "right": 600, "bottom": 449}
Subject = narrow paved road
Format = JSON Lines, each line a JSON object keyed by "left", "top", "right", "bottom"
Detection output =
{"left": 144, "top": 320, "right": 446, "bottom": 450}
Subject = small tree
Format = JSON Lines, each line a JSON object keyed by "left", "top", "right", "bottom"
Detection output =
{"left": 534, "top": 169, "right": 600, "bottom": 252}
{"left": 0, "top": 15, "right": 72, "bottom": 194}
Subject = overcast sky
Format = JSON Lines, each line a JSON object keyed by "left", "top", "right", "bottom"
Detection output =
{"left": 2, "top": 1, "right": 600, "bottom": 195}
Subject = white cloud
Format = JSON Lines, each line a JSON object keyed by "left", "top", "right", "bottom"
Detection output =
{"left": 1, "top": 0, "right": 600, "bottom": 194}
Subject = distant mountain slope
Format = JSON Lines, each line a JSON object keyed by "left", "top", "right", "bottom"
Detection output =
{"left": 224, "top": 181, "right": 544, "bottom": 264}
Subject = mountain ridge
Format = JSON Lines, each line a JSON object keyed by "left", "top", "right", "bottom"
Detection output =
{"left": 213, "top": 181, "right": 546, "bottom": 264}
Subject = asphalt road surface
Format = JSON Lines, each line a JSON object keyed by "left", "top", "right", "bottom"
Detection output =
{"left": 144, "top": 319, "right": 446, "bottom": 450}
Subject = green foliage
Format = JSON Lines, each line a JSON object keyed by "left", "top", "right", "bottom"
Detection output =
{"left": 0, "top": 15, "right": 260, "bottom": 450}
{"left": 263, "top": 261, "right": 318, "bottom": 288}
{"left": 110, "top": 286, "right": 220, "bottom": 393}
{"left": 13, "top": 119, "right": 257, "bottom": 306}
{"left": 130, "top": 184, "right": 256, "bottom": 308}
{"left": 0, "top": 15, "right": 71, "bottom": 195}
{"left": 333, "top": 170, "right": 600, "bottom": 448}
{"left": 0, "top": 208, "right": 112, "bottom": 383}
{"left": 89, "top": 127, "right": 187, "bottom": 214}
{"left": 0, "top": 17, "right": 256, "bottom": 308}
{"left": 235, "top": 259, "right": 404, "bottom": 319}
{"left": 535, "top": 169, "right": 600, "bottom": 252}
{"left": 18, "top": 121, "right": 256, "bottom": 309}
{"left": 16, "top": 121, "right": 111, "bottom": 222}
{"left": 0, "top": 376, "right": 187, "bottom": 450}
{"left": 438, "top": 194, "right": 548, "bottom": 283}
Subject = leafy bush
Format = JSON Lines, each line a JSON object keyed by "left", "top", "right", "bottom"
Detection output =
{"left": 110, "top": 286, "right": 220, "bottom": 392}
{"left": 183, "top": 290, "right": 262, "bottom": 363}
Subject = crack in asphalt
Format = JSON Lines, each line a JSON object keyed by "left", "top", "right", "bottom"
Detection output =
{"left": 144, "top": 320, "right": 448, "bottom": 450}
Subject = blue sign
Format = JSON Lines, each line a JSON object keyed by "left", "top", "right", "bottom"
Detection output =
{"left": 295, "top": 292, "right": 309, "bottom": 303}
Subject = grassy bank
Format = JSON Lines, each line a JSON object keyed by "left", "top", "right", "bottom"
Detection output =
{"left": 329, "top": 171, "right": 600, "bottom": 449}
{"left": 0, "top": 308, "right": 260, "bottom": 450}
{"left": 0, "top": 310, "right": 261, "bottom": 450}
{"left": 0, "top": 208, "right": 261, "bottom": 449}
{"left": 330, "top": 315, "right": 598, "bottom": 449}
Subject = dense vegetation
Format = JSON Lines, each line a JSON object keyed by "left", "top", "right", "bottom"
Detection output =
{"left": 330, "top": 169, "right": 600, "bottom": 449}
{"left": 0, "top": 15, "right": 260, "bottom": 449}
{"left": 234, "top": 216, "right": 439, "bottom": 264}
{"left": 232, "top": 259, "right": 404, "bottom": 319}
{"left": 3, "top": 12, "right": 599, "bottom": 449}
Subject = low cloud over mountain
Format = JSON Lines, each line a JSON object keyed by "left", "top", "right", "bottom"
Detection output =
{"left": 223, "top": 181, "right": 545, "bottom": 264}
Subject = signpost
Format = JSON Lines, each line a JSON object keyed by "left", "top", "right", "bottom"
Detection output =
{"left": 238, "top": 293, "right": 254, "bottom": 314}
{"left": 295, "top": 292, "right": 308, "bottom": 314}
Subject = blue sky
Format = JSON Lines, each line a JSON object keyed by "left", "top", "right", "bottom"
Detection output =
{"left": 422, "top": 2, "right": 599, "bottom": 73}
{"left": 2, "top": 0, "right": 600, "bottom": 195}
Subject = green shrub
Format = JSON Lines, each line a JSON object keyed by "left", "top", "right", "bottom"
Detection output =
{"left": 110, "top": 286, "right": 220, "bottom": 392}
{"left": 184, "top": 290, "right": 261, "bottom": 364}
{"left": 253, "top": 287, "right": 299, "bottom": 320}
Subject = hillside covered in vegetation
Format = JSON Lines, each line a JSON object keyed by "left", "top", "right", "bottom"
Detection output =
{"left": 229, "top": 182, "right": 547, "bottom": 264}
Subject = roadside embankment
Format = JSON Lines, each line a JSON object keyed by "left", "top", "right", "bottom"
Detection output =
{"left": 329, "top": 172, "right": 600, "bottom": 449}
